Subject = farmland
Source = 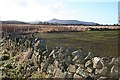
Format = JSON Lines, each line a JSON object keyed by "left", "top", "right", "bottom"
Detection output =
{"left": 34, "top": 30, "right": 119, "bottom": 57}
{"left": 1, "top": 24, "right": 119, "bottom": 57}
{"left": 1, "top": 24, "right": 119, "bottom": 79}
{"left": 1, "top": 24, "right": 120, "bottom": 33}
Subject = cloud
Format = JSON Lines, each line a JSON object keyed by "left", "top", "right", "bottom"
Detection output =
{"left": 0, "top": 0, "right": 74, "bottom": 21}
{"left": 63, "top": 0, "right": 119, "bottom": 2}
{"left": 0, "top": 0, "right": 117, "bottom": 24}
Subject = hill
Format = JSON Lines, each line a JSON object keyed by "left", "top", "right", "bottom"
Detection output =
{"left": 1, "top": 20, "right": 28, "bottom": 24}
{"left": 48, "top": 18, "right": 97, "bottom": 25}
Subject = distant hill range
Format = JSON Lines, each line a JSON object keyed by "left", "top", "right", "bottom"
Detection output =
{"left": 1, "top": 21, "right": 29, "bottom": 24}
{"left": 48, "top": 18, "right": 98, "bottom": 25}
{"left": 1, "top": 19, "right": 98, "bottom": 25}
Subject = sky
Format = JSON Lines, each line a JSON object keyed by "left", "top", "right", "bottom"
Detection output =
{"left": 0, "top": 0, "right": 119, "bottom": 24}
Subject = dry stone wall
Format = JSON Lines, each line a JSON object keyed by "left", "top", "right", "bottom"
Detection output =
{"left": 0, "top": 33, "right": 119, "bottom": 80}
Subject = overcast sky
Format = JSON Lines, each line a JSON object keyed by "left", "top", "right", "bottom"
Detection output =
{"left": 0, "top": 0, "right": 119, "bottom": 24}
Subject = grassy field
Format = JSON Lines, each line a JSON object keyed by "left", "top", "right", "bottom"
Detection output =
{"left": 34, "top": 30, "right": 119, "bottom": 57}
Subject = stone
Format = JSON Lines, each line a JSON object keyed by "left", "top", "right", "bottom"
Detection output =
{"left": 95, "top": 69, "right": 100, "bottom": 75}
{"left": 4, "top": 63, "right": 13, "bottom": 69}
{"left": 47, "top": 64, "right": 56, "bottom": 75}
{"left": 48, "top": 55, "right": 55, "bottom": 64}
{"left": 49, "top": 50, "right": 55, "bottom": 58}
{"left": 92, "top": 57, "right": 103, "bottom": 69}
{"left": 114, "top": 57, "right": 120, "bottom": 66}
{"left": 76, "top": 67, "right": 89, "bottom": 78}
{"left": 86, "top": 67, "right": 94, "bottom": 73}
{"left": 59, "top": 60, "right": 69, "bottom": 72}
{"left": 54, "top": 60, "right": 59, "bottom": 68}
{"left": 72, "top": 50, "right": 81, "bottom": 56}
{"left": 110, "top": 66, "right": 118, "bottom": 78}
{"left": 46, "top": 73, "right": 53, "bottom": 78}
{"left": 72, "top": 56, "right": 78, "bottom": 62}
{"left": 54, "top": 68, "right": 66, "bottom": 78}
{"left": 73, "top": 57, "right": 84, "bottom": 64}
{"left": 85, "top": 76, "right": 94, "bottom": 80}
{"left": 85, "top": 60, "right": 92, "bottom": 67}
{"left": 75, "top": 64, "right": 84, "bottom": 68}
{"left": 67, "top": 65, "right": 76, "bottom": 73}
{"left": 41, "top": 62, "right": 48, "bottom": 72}
{"left": 97, "top": 77, "right": 108, "bottom": 80}
{"left": 100, "top": 57, "right": 109, "bottom": 67}
{"left": 72, "top": 50, "right": 82, "bottom": 62}
{"left": 72, "top": 50, "right": 88, "bottom": 64}
{"left": 98, "top": 67, "right": 109, "bottom": 77}
{"left": 73, "top": 73, "right": 83, "bottom": 78}
{"left": 0, "top": 55, "right": 9, "bottom": 61}
{"left": 57, "top": 47, "right": 65, "bottom": 53}
{"left": 65, "top": 72, "right": 73, "bottom": 78}
{"left": 84, "top": 52, "right": 94, "bottom": 60}
{"left": 58, "top": 52, "right": 64, "bottom": 60}
{"left": 96, "top": 61, "right": 103, "bottom": 69}
{"left": 91, "top": 74, "right": 101, "bottom": 79}
{"left": 65, "top": 55, "right": 72, "bottom": 65}
{"left": 109, "top": 58, "right": 116, "bottom": 65}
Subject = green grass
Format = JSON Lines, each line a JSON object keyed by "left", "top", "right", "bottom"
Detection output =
{"left": 34, "top": 30, "right": 119, "bottom": 57}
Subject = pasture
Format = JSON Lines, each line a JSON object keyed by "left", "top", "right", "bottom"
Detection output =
{"left": 34, "top": 30, "right": 119, "bottom": 57}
